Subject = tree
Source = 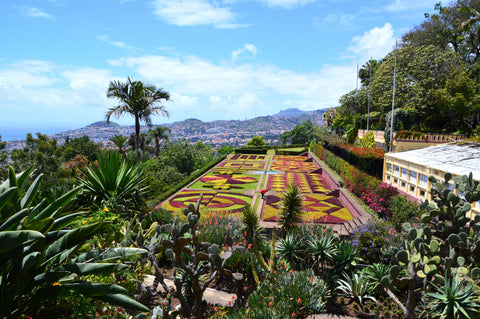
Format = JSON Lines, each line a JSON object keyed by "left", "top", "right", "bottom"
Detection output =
{"left": 109, "top": 134, "right": 129, "bottom": 156}
{"left": 62, "top": 135, "right": 100, "bottom": 162}
{"left": 246, "top": 135, "right": 267, "bottom": 147}
{"left": 106, "top": 77, "right": 170, "bottom": 163}
{"left": 149, "top": 126, "right": 171, "bottom": 157}
{"left": 280, "top": 121, "right": 319, "bottom": 145}
{"left": 402, "top": 1, "right": 480, "bottom": 70}
{"left": 370, "top": 45, "right": 473, "bottom": 131}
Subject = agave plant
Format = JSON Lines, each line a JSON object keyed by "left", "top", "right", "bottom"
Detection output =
{"left": 76, "top": 151, "right": 147, "bottom": 213}
{"left": 336, "top": 271, "right": 376, "bottom": 310}
{"left": 307, "top": 232, "right": 339, "bottom": 273}
{"left": 332, "top": 241, "right": 359, "bottom": 276}
{"left": 423, "top": 275, "right": 480, "bottom": 319}
{"left": 363, "top": 263, "right": 392, "bottom": 295}
{"left": 0, "top": 167, "right": 148, "bottom": 318}
{"left": 277, "top": 233, "right": 307, "bottom": 268}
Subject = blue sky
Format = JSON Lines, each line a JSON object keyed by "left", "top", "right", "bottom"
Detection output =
{"left": 1, "top": 0, "right": 439, "bottom": 135}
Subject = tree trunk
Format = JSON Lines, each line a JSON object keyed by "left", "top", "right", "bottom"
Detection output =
{"left": 135, "top": 116, "right": 141, "bottom": 164}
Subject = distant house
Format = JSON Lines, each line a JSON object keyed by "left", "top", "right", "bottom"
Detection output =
{"left": 383, "top": 142, "right": 480, "bottom": 216}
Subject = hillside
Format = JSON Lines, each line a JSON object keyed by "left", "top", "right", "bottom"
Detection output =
{"left": 10, "top": 108, "right": 329, "bottom": 149}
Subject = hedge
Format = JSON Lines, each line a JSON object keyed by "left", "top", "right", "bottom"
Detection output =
{"left": 321, "top": 139, "right": 384, "bottom": 179}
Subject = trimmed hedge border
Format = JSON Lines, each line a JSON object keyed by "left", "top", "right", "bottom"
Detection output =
{"left": 153, "top": 154, "right": 228, "bottom": 204}
{"left": 321, "top": 140, "right": 384, "bottom": 179}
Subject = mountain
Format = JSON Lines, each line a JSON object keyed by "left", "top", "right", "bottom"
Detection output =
{"left": 274, "top": 108, "right": 306, "bottom": 117}
{"left": 5, "top": 108, "right": 329, "bottom": 150}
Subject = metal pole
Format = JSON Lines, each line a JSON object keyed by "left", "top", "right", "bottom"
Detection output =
{"left": 354, "top": 64, "right": 359, "bottom": 129}
{"left": 367, "top": 57, "right": 372, "bottom": 132}
{"left": 389, "top": 41, "right": 398, "bottom": 152}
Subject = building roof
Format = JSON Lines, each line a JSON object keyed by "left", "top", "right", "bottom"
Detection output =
{"left": 386, "top": 142, "right": 480, "bottom": 178}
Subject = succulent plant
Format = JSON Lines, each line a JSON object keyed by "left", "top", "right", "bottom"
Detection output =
{"left": 123, "top": 195, "right": 244, "bottom": 319}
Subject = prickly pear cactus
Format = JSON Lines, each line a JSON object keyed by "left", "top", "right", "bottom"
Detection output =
{"left": 380, "top": 172, "right": 480, "bottom": 318}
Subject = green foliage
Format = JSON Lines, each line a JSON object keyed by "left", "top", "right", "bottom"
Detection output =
{"left": 279, "top": 121, "right": 318, "bottom": 145}
{"left": 246, "top": 135, "right": 267, "bottom": 147}
{"left": 372, "top": 45, "right": 473, "bottom": 132}
{"left": 246, "top": 269, "right": 330, "bottom": 319}
{"left": 360, "top": 131, "right": 375, "bottom": 149}
{"left": 346, "top": 126, "right": 358, "bottom": 145}
{"left": 62, "top": 135, "right": 100, "bottom": 162}
{"left": 336, "top": 272, "right": 376, "bottom": 308}
{"left": 141, "top": 157, "right": 184, "bottom": 194}
{"left": 125, "top": 196, "right": 245, "bottom": 319}
{"left": 76, "top": 152, "right": 147, "bottom": 214}
{"left": 148, "top": 125, "right": 171, "bottom": 157}
{"left": 279, "top": 184, "right": 304, "bottom": 235}
{"left": 0, "top": 167, "right": 148, "bottom": 318}
{"left": 423, "top": 275, "right": 480, "bottom": 319}
{"left": 388, "top": 195, "right": 421, "bottom": 227}
{"left": 351, "top": 218, "right": 399, "bottom": 264}
{"left": 109, "top": 134, "right": 129, "bottom": 156}
{"left": 106, "top": 77, "right": 170, "bottom": 163}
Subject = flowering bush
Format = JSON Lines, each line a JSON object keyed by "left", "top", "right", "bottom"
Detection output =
{"left": 350, "top": 219, "right": 400, "bottom": 264}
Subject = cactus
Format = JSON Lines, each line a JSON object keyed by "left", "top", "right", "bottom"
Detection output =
{"left": 380, "top": 172, "right": 480, "bottom": 319}
{"left": 123, "top": 195, "right": 244, "bottom": 319}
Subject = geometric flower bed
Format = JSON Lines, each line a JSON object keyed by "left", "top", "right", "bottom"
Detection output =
{"left": 216, "top": 160, "right": 266, "bottom": 172}
{"left": 230, "top": 154, "right": 267, "bottom": 161}
{"left": 266, "top": 173, "right": 330, "bottom": 193}
{"left": 273, "top": 155, "right": 308, "bottom": 162}
{"left": 190, "top": 173, "right": 259, "bottom": 190}
{"left": 270, "top": 160, "right": 317, "bottom": 173}
{"left": 164, "top": 190, "right": 252, "bottom": 214}
{"left": 263, "top": 193, "right": 353, "bottom": 224}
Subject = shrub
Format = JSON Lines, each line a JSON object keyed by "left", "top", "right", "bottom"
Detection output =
{"left": 232, "top": 269, "right": 330, "bottom": 319}
{"left": 388, "top": 195, "right": 420, "bottom": 228}
{"left": 360, "top": 131, "right": 376, "bottom": 149}
{"left": 350, "top": 218, "right": 399, "bottom": 264}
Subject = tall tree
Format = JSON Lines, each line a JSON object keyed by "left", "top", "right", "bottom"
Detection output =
{"left": 105, "top": 77, "right": 170, "bottom": 163}
{"left": 402, "top": 0, "right": 480, "bottom": 70}
{"left": 149, "top": 125, "right": 171, "bottom": 156}
{"left": 370, "top": 45, "right": 473, "bottom": 131}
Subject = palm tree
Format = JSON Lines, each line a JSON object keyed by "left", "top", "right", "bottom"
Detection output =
{"left": 106, "top": 77, "right": 170, "bottom": 163}
{"left": 109, "top": 134, "right": 129, "bottom": 156}
{"left": 149, "top": 125, "right": 171, "bottom": 156}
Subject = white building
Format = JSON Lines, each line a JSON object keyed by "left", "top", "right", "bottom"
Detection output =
{"left": 383, "top": 142, "right": 480, "bottom": 215}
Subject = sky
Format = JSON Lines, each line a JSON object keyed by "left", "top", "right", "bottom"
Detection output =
{"left": 0, "top": 0, "right": 440, "bottom": 139}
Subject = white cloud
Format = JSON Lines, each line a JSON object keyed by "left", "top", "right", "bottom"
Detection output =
{"left": 0, "top": 61, "right": 115, "bottom": 125}
{"left": 152, "top": 0, "right": 242, "bottom": 28}
{"left": 347, "top": 23, "right": 396, "bottom": 62}
{"left": 258, "top": 0, "right": 318, "bottom": 9}
{"left": 16, "top": 6, "right": 55, "bottom": 19}
{"left": 232, "top": 44, "right": 257, "bottom": 60}
{"left": 384, "top": 0, "right": 439, "bottom": 13}
{"left": 97, "top": 35, "right": 136, "bottom": 50}
{"left": 112, "top": 52, "right": 356, "bottom": 119}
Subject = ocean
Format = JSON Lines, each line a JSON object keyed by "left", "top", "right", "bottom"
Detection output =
{"left": 0, "top": 126, "right": 71, "bottom": 141}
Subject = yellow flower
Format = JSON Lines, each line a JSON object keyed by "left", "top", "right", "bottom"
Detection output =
{"left": 52, "top": 282, "right": 61, "bottom": 286}
{"left": 103, "top": 206, "right": 109, "bottom": 212}
{"left": 81, "top": 220, "right": 86, "bottom": 225}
